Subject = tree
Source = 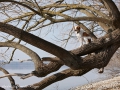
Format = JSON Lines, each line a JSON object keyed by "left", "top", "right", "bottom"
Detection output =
{"left": 0, "top": 0, "right": 120, "bottom": 90}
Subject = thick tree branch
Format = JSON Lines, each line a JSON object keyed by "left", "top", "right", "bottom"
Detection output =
{"left": 101, "top": 0, "right": 120, "bottom": 20}
{"left": 0, "top": 87, "right": 5, "bottom": 90}
{"left": 0, "top": 42, "right": 63, "bottom": 77}
{"left": 0, "top": 42, "right": 42, "bottom": 69}
{"left": 0, "top": 23, "right": 120, "bottom": 70}
{"left": 17, "top": 42, "right": 120, "bottom": 90}
{"left": 42, "top": 57, "right": 63, "bottom": 63}
{"left": 2, "top": 32, "right": 119, "bottom": 72}
{"left": 71, "top": 29, "right": 120, "bottom": 56}
{"left": 100, "top": 0, "right": 120, "bottom": 29}
{"left": 18, "top": 68, "right": 91, "bottom": 90}
{"left": 0, "top": 22, "right": 79, "bottom": 69}
{"left": 0, "top": 23, "right": 119, "bottom": 78}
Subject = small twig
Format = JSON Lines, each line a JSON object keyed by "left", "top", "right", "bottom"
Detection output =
{"left": 20, "top": 59, "right": 32, "bottom": 63}
{"left": 20, "top": 73, "right": 34, "bottom": 79}
{"left": 0, "top": 72, "right": 34, "bottom": 79}
{"left": 9, "top": 48, "right": 16, "bottom": 62}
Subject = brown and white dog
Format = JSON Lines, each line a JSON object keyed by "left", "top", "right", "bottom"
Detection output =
{"left": 74, "top": 26, "right": 104, "bottom": 73}
{"left": 74, "top": 26, "right": 91, "bottom": 47}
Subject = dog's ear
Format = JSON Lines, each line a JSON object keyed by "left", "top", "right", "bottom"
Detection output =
{"left": 76, "top": 26, "right": 80, "bottom": 30}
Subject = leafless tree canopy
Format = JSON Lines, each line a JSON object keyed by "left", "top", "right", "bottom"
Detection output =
{"left": 0, "top": 0, "right": 120, "bottom": 90}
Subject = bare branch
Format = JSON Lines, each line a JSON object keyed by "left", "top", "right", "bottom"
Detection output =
{"left": 0, "top": 42, "right": 43, "bottom": 72}
{"left": 0, "top": 67, "right": 17, "bottom": 90}
{"left": 80, "top": 10, "right": 110, "bottom": 31}
{"left": 55, "top": 17, "right": 111, "bottom": 24}
{"left": 0, "top": 0, "right": 42, "bottom": 16}
{"left": 100, "top": 0, "right": 120, "bottom": 19}
{"left": 0, "top": 72, "right": 34, "bottom": 79}
{"left": 18, "top": 68, "right": 91, "bottom": 90}
{"left": 43, "top": 4, "right": 109, "bottom": 18}
{"left": 3, "top": 12, "right": 35, "bottom": 23}
{"left": 20, "top": 59, "right": 32, "bottom": 63}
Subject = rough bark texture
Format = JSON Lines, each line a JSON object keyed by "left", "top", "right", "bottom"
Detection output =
{"left": 18, "top": 68, "right": 91, "bottom": 90}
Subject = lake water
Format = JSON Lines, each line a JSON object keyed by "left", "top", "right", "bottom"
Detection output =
{"left": 0, "top": 61, "right": 111, "bottom": 90}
